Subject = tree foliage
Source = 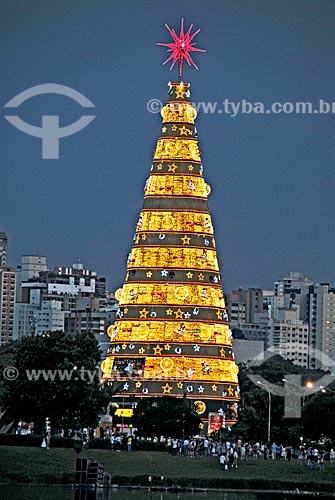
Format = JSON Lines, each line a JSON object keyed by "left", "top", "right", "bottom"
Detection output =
{"left": 0, "top": 331, "right": 108, "bottom": 433}
{"left": 302, "top": 387, "right": 335, "bottom": 444}
{"left": 133, "top": 396, "right": 201, "bottom": 438}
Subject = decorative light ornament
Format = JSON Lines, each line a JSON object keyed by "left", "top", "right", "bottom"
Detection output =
{"left": 157, "top": 19, "right": 206, "bottom": 79}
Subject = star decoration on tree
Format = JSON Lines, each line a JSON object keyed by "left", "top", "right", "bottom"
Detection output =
{"left": 166, "top": 308, "right": 173, "bottom": 316}
{"left": 174, "top": 308, "right": 184, "bottom": 319}
{"left": 186, "top": 272, "right": 193, "bottom": 279}
{"left": 153, "top": 345, "right": 163, "bottom": 355}
{"left": 146, "top": 271, "right": 153, "bottom": 278}
{"left": 212, "top": 384, "right": 218, "bottom": 392}
{"left": 177, "top": 382, "right": 183, "bottom": 389}
{"left": 175, "top": 88, "right": 185, "bottom": 99}
{"left": 168, "top": 163, "right": 178, "bottom": 172}
{"left": 157, "top": 19, "right": 206, "bottom": 79}
{"left": 162, "top": 383, "right": 172, "bottom": 394}
{"left": 179, "top": 126, "right": 189, "bottom": 136}
{"left": 227, "top": 385, "right": 234, "bottom": 396}
{"left": 138, "top": 347, "right": 146, "bottom": 354}
{"left": 181, "top": 235, "right": 191, "bottom": 245}
{"left": 135, "top": 381, "right": 142, "bottom": 388}
{"left": 139, "top": 308, "right": 149, "bottom": 318}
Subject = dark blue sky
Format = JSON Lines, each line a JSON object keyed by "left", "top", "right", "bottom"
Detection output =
{"left": 1, "top": 1, "right": 334, "bottom": 292}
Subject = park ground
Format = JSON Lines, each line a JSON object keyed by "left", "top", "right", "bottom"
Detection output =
{"left": 0, "top": 447, "right": 335, "bottom": 493}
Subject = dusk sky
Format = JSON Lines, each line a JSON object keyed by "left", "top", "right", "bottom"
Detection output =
{"left": 1, "top": 1, "right": 334, "bottom": 293}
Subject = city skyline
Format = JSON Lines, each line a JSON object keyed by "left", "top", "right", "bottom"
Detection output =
{"left": 1, "top": 1, "right": 334, "bottom": 292}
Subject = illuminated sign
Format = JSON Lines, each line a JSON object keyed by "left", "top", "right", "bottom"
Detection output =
{"left": 209, "top": 413, "right": 223, "bottom": 432}
{"left": 114, "top": 409, "right": 134, "bottom": 418}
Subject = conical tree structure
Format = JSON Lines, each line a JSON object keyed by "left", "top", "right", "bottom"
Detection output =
{"left": 101, "top": 81, "right": 240, "bottom": 425}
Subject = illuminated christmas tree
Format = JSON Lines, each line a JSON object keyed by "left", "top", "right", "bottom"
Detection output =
{"left": 101, "top": 20, "right": 240, "bottom": 426}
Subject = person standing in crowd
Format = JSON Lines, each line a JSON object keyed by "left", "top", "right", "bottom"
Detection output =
{"left": 233, "top": 449, "right": 238, "bottom": 468}
{"left": 127, "top": 435, "right": 132, "bottom": 452}
{"left": 172, "top": 438, "right": 178, "bottom": 456}
{"left": 319, "top": 452, "right": 325, "bottom": 472}
{"left": 219, "top": 452, "right": 226, "bottom": 471}
{"left": 204, "top": 437, "right": 209, "bottom": 456}
{"left": 276, "top": 444, "right": 282, "bottom": 460}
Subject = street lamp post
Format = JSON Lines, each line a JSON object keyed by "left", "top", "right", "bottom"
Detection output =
{"left": 320, "top": 385, "right": 335, "bottom": 394}
{"left": 257, "top": 381, "right": 271, "bottom": 444}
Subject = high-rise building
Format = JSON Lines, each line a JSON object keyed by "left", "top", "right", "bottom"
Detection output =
{"left": 270, "top": 315, "right": 309, "bottom": 368}
{"left": 15, "top": 259, "right": 108, "bottom": 338}
{"left": 14, "top": 303, "right": 39, "bottom": 340}
{"left": 15, "top": 255, "right": 48, "bottom": 302}
{"left": 36, "top": 299, "right": 65, "bottom": 334}
{"left": 101, "top": 77, "right": 240, "bottom": 424}
{"left": 226, "top": 288, "right": 264, "bottom": 326}
{"left": 0, "top": 268, "right": 16, "bottom": 345}
{"left": 308, "top": 283, "right": 335, "bottom": 371}
{"left": 274, "top": 271, "right": 314, "bottom": 297}
{"left": 0, "top": 233, "right": 8, "bottom": 267}
{"left": 20, "top": 255, "right": 47, "bottom": 282}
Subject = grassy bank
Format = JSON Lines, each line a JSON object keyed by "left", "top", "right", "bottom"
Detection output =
{"left": 0, "top": 447, "right": 335, "bottom": 493}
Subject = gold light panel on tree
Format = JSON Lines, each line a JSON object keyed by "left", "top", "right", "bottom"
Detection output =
{"left": 101, "top": 80, "right": 240, "bottom": 424}
{"left": 136, "top": 211, "right": 213, "bottom": 233}
{"left": 127, "top": 247, "right": 219, "bottom": 271}
{"left": 107, "top": 320, "right": 232, "bottom": 344}
{"left": 142, "top": 357, "right": 239, "bottom": 383}
{"left": 145, "top": 175, "right": 207, "bottom": 198}
{"left": 121, "top": 282, "right": 225, "bottom": 308}
{"left": 160, "top": 102, "right": 197, "bottom": 123}
{"left": 154, "top": 138, "right": 200, "bottom": 161}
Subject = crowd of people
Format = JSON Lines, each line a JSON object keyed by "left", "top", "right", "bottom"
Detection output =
{"left": 163, "top": 437, "right": 334, "bottom": 472}
{"left": 53, "top": 426, "right": 335, "bottom": 472}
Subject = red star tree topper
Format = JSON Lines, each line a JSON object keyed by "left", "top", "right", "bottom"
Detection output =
{"left": 157, "top": 19, "right": 206, "bottom": 79}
